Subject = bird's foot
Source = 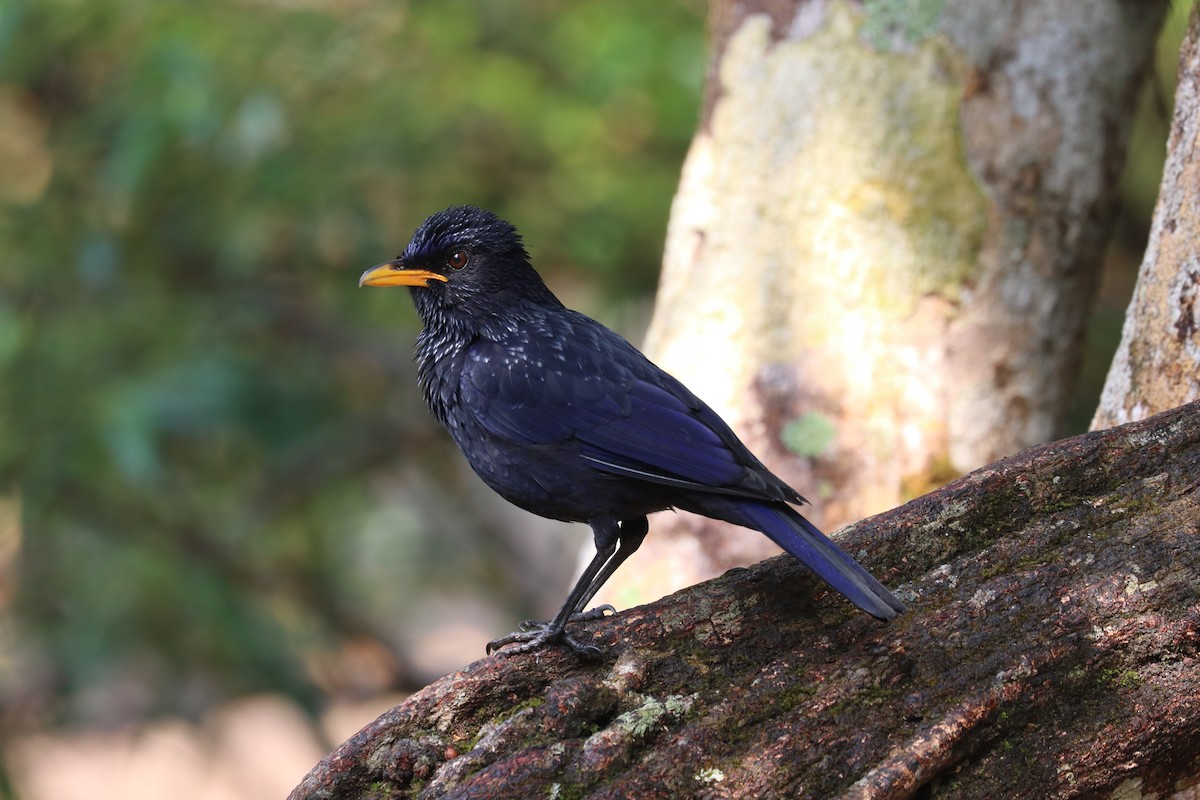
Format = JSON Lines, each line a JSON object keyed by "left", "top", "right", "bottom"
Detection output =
{"left": 516, "top": 604, "right": 615, "bottom": 631}
{"left": 487, "top": 606, "right": 615, "bottom": 659}
{"left": 486, "top": 626, "right": 601, "bottom": 659}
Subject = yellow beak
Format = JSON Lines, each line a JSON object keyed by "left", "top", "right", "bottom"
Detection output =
{"left": 358, "top": 261, "right": 449, "bottom": 288}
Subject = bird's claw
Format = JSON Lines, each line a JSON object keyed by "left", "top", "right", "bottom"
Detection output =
{"left": 487, "top": 630, "right": 602, "bottom": 659}
{"left": 573, "top": 604, "right": 616, "bottom": 621}
{"left": 487, "top": 616, "right": 609, "bottom": 659}
{"left": 486, "top": 628, "right": 602, "bottom": 658}
{"left": 517, "top": 604, "right": 615, "bottom": 632}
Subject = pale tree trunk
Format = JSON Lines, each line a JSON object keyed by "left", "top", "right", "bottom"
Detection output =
{"left": 1093, "top": 8, "right": 1200, "bottom": 430}
{"left": 597, "top": 0, "right": 1168, "bottom": 609}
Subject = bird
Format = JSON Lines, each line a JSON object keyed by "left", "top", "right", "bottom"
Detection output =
{"left": 359, "top": 205, "right": 904, "bottom": 657}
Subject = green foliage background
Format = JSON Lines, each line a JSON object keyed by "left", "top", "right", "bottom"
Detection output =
{"left": 0, "top": 0, "right": 705, "bottom": 726}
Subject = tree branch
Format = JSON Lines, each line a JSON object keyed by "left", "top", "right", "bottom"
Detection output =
{"left": 290, "top": 399, "right": 1200, "bottom": 799}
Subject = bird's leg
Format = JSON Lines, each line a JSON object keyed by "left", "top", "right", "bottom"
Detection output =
{"left": 487, "top": 516, "right": 624, "bottom": 658}
{"left": 569, "top": 516, "right": 648, "bottom": 616}
{"left": 516, "top": 516, "right": 648, "bottom": 630}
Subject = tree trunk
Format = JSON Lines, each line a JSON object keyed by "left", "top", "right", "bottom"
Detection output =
{"left": 1093, "top": 8, "right": 1200, "bottom": 430}
{"left": 289, "top": 398, "right": 1200, "bottom": 800}
{"left": 598, "top": 0, "right": 1167, "bottom": 608}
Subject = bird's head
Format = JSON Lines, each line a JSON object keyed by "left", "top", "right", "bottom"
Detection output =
{"left": 359, "top": 206, "right": 559, "bottom": 321}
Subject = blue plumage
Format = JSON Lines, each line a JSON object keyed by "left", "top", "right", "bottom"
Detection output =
{"left": 361, "top": 206, "right": 904, "bottom": 655}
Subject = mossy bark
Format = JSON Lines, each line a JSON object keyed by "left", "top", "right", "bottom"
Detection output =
{"left": 290, "top": 399, "right": 1200, "bottom": 800}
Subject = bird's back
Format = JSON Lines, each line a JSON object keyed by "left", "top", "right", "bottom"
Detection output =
{"left": 436, "top": 304, "right": 804, "bottom": 523}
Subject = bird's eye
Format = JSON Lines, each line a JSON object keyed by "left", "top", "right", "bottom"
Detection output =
{"left": 446, "top": 250, "right": 469, "bottom": 270}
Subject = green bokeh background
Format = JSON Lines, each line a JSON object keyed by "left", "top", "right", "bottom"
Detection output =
{"left": 0, "top": 0, "right": 706, "bottom": 728}
{"left": 0, "top": 0, "right": 1188, "bottom": 742}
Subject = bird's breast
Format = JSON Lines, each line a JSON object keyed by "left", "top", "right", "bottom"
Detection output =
{"left": 415, "top": 330, "right": 471, "bottom": 430}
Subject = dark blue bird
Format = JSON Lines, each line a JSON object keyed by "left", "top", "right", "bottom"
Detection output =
{"left": 360, "top": 206, "right": 904, "bottom": 656}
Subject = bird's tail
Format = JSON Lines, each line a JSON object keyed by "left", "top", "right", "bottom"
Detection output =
{"left": 722, "top": 500, "right": 905, "bottom": 620}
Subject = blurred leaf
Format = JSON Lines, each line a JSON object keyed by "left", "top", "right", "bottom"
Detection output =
{"left": 782, "top": 412, "right": 838, "bottom": 459}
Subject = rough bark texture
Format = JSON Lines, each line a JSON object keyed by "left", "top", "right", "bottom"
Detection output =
{"left": 291, "top": 400, "right": 1200, "bottom": 800}
{"left": 1094, "top": 6, "right": 1200, "bottom": 430}
{"left": 603, "top": 0, "right": 1167, "bottom": 608}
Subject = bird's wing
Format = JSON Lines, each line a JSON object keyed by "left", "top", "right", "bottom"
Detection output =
{"left": 460, "top": 323, "right": 800, "bottom": 503}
